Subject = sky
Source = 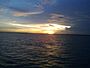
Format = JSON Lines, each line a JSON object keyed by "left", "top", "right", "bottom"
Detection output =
{"left": 0, "top": 0, "right": 90, "bottom": 34}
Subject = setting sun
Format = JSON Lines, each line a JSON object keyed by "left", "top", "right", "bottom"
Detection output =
{"left": 43, "top": 31, "right": 55, "bottom": 34}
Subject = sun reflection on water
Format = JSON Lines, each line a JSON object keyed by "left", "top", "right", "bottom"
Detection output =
{"left": 29, "top": 34, "right": 66, "bottom": 67}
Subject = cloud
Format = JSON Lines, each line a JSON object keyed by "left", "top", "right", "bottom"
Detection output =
{"left": 0, "top": 0, "right": 57, "bottom": 17}
{"left": 51, "top": 13, "right": 65, "bottom": 19}
{"left": 47, "top": 13, "right": 66, "bottom": 24}
{"left": 8, "top": 23, "right": 71, "bottom": 34}
{"left": 0, "top": 6, "right": 44, "bottom": 17}
{"left": 42, "top": 0, "right": 51, "bottom": 5}
{"left": 9, "top": 23, "right": 71, "bottom": 30}
{"left": 0, "top": 0, "right": 45, "bottom": 17}
{"left": 12, "top": 11, "right": 44, "bottom": 17}
{"left": 41, "top": 0, "right": 57, "bottom": 5}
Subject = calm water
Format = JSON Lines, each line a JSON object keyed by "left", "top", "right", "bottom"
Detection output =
{"left": 0, "top": 33, "right": 90, "bottom": 68}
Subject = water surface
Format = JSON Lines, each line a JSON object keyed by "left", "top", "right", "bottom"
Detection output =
{"left": 0, "top": 33, "right": 90, "bottom": 68}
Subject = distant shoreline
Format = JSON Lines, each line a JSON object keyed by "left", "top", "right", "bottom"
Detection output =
{"left": 0, "top": 31, "right": 90, "bottom": 36}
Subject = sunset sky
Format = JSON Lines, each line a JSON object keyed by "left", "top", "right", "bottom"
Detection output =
{"left": 0, "top": 0, "right": 90, "bottom": 34}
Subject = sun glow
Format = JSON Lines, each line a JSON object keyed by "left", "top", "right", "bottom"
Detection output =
{"left": 9, "top": 23, "right": 71, "bottom": 34}
{"left": 43, "top": 31, "right": 55, "bottom": 34}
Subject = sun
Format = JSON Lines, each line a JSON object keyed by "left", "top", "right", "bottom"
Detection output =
{"left": 48, "top": 31, "right": 55, "bottom": 34}
{"left": 43, "top": 31, "right": 55, "bottom": 34}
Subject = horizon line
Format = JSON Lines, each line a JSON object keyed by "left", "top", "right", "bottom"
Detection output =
{"left": 0, "top": 31, "right": 90, "bottom": 36}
